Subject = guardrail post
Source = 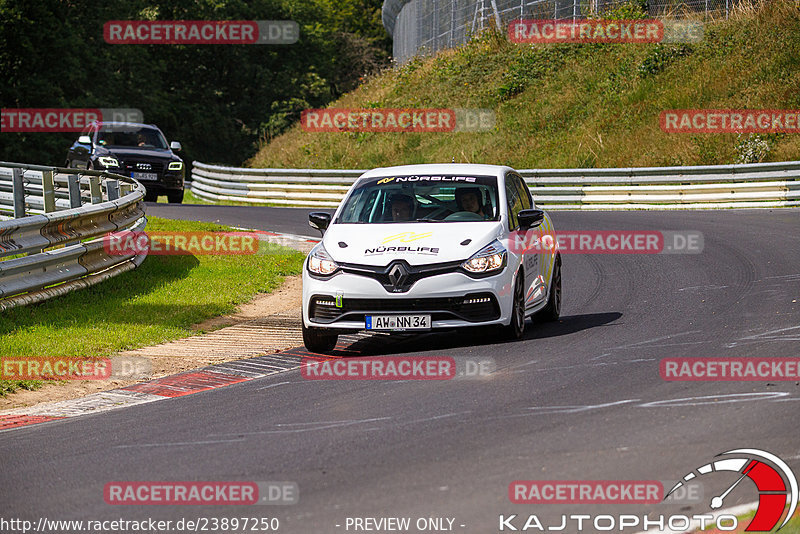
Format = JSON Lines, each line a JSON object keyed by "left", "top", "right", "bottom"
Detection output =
{"left": 67, "top": 174, "right": 82, "bottom": 208}
{"left": 68, "top": 174, "right": 82, "bottom": 208}
{"left": 12, "top": 168, "right": 25, "bottom": 218}
{"left": 42, "top": 170, "right": 56, "bottom": 213}
{"left": 89, "top": 176, "right": 102, "bottom": 204}
{"left": 107, "top": 179, "right": 120, "bottom": 201}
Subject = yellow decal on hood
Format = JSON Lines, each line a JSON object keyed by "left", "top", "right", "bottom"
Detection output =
{"left": 381, "top": 231, "right": 434, "bottom": 244}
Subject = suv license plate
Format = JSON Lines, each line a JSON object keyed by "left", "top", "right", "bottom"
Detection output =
{"left": 132, "top": 172, "right": 158, "bottom": 181}
{"left": 366, "top": 315, "right": 431, "bottom": 331}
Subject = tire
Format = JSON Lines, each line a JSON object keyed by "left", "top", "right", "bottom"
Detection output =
{"left": 500, "top": 272, "right": 526, "bottom": 340}
{"left": 535, "top": 254, "right": 561, "bottom": 322}
{"left": 143, "top": 189, "right": 158, "bottom": 202}
{"left": 302, "top": 321, "right": 338, "bottom": 353}
{"left": 167, "top": 190, "right": 184, "bottom": 204}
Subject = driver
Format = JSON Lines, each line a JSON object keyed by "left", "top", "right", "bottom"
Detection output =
{"left": 455, "top": 187, "right": 488, "bottom": 219}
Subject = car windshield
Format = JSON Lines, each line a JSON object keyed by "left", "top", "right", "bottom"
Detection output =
{"left": 336, "top": 175, "right": 500, "bottom": 223}
{"left": 96, "top": 126, "right": 168, "bottom": 149}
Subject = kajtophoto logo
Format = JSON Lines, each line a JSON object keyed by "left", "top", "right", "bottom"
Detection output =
{"left": 498, "top": 449, "right": 797, "bottom": 531}
{"left": 666, "top": 448, "right": 798, "bottom": 532}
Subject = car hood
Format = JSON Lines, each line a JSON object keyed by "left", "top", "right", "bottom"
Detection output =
{"left": 321, "top": 222, "right": 504, "bottom": 266}
{"left": 100, "top": 147, "right": 178, "bottom": 160}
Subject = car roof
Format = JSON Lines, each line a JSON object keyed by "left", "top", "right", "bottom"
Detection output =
{"left": 91, "top": 121, "right": 160, "bottom": 130}
{"left": 359, "top": 163, "right": 514, "bottom": 179}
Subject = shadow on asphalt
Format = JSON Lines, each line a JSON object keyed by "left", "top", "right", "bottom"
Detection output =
{"left": 333, "top": 312, "right": 622, "bottom": 356}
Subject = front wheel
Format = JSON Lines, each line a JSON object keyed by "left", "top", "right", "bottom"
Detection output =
{"left": 302, "top": 321, "right": 338, "bottom": 353}
{"left": 167, "top": 190, "right": 184, "bottom": 204}
{"left": 500, "top": 273, "right": 526, "bottom": 340}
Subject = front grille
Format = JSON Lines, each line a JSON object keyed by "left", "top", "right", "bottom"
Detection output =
{"left": 122, "top": 160, "right": 165, "bottom": 175}
{"left": 309, "top": 293, "right": 500, "bottom": 324}
{"left": 340, "top": 259, "right": 463, "bottom": 293}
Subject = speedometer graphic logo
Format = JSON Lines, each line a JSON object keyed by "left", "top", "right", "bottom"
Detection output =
{"left": 666, "top": 449, "right": 798, "bottom": 531}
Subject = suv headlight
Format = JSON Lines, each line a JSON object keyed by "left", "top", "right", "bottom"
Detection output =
{"left": 97, "top": 156, "right": 119, "bottom": 168}
{"left": 462, "top": 240, "right": 507, "bottom": 274}
{"left": 307, "top": 244, "right": 339, "bottom": 276}
{"left": 168, "top": 161, "right": 183, "bottom": 171}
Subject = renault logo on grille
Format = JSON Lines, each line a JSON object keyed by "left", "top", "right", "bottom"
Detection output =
{"left": 136, "top": 163, "right": 152, "bottom": 170}
{"left": 387, "top": 263, "right": 407, "bottom": 289}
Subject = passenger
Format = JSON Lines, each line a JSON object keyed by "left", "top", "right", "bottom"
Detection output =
{"left": 390, "top": 194, "right": 414, "bottom": 221}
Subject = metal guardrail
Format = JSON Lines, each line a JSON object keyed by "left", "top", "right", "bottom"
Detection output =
{"left": 190, "top": 160, "right": 800, "bottom": 210}
{"left": 0, "top": 161, "right": 147, "bottom": 311}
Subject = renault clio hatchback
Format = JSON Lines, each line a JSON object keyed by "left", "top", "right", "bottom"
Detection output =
{"left": 301, "top": 164, "right": 562, "bottom": 353}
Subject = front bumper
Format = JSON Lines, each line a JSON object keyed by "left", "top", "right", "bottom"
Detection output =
{"left": 302, "top": 269, "right": 514, "bottom": 330}
{"left": 106, "top": 159, "right": 185, "bottom": 191}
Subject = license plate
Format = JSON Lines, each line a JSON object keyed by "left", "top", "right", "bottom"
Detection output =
{"left": 366, "top": 315, "right": 431, "bottom": 331}
{"left": 131, "top": 172, "right": 158, "bottom": 181}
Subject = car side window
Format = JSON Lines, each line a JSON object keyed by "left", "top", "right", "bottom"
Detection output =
{"left": 505, "top": 175, "right": 522, "bottom": 230}
{"left": 513, "top": 173, "right": 532, "bottom": 210}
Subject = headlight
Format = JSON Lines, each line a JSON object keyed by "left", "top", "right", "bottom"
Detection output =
{"left": 168, "top": 161, "right": 183, "bottom": 171}
{"left": 97, "top": 156, "right": 119, "bottom": 168}
{"left": 307, "top": 244, "right": 339, "bottom": 276}
{"left": 462, "top": 240, "right": 507, "bottom": 274}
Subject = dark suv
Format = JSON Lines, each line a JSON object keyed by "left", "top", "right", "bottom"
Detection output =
{"left": 66, "top": 121, "right": 185, "bottom": 203}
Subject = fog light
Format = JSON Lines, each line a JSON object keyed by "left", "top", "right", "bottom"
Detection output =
{"left": 463, "top": 297, "right": 491, "bottom": 305}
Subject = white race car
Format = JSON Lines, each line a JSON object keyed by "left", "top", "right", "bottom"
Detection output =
{"left": 301, "top": 164, "right": 561, "bottom": 353}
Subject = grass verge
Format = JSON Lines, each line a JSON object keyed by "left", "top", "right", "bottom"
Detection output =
{"left": 0, "top": 216, "right": 305, "bottom": 396}
{"left": 179, "top": 187, "right": 270, "bottom": 207}
{"left": 247, "top": 0, "right": 800, "bottom": 170}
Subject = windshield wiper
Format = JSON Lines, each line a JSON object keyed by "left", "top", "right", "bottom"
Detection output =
{"left": 414, "top": 217, "right": 445, "bottom": 223}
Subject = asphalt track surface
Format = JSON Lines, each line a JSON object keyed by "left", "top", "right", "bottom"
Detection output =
{"left": 2, "top": 205, "right": 799, "bottom": 534}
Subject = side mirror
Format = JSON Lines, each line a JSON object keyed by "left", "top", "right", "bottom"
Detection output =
{"left": 518, "top": 209, "right": 544, "bottom": 229}
{"left": 309, "top": 212, "right": 332, "bottom": 235}
{"left": 170, "top": 141, "right": 182, "bottom": 152}
{"left": 78, "top": 135, "right": 91, "bottom": 145}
